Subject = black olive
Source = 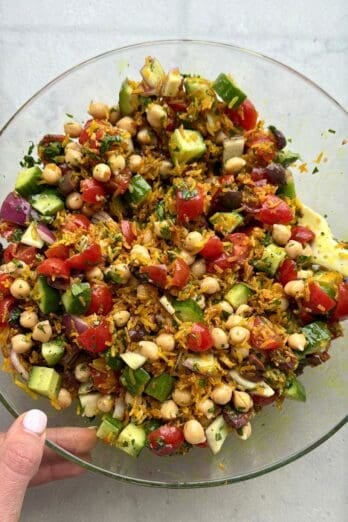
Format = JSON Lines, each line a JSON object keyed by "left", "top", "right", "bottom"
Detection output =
{"left": 264, "top": 163, "right": 286, "bottom": 185}
{"left": 222, "top": 405, "right": 251, "bottom": 429}
{"left": 269, "top": 126, "right": 287, "bottom": 150}
{"left": 210, "top": 189, "right": 242, "bottom": 213}
{"left": 128, "top": 324, "right": 146, "bottom": 341}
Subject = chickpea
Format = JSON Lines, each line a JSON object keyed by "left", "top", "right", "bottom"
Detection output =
{"left": 93, "top": 163, "right": 111, "bottom": 183}
{"left": 285, "top": 240, "right": 304, "bottom": 259}
{"left": 97, "top": 394, "right": 114, "bottom": 413}
{"left": 156, "top": 333, "right": 175, "bottom": 351}
{"left": 236, "top": 304, "right": 252, "bottom": 317}
{"left": 154, "top": 220, "right": 170, "bottom": 239}
{"left": 184, "top": 231, "right": 203, "bottom": 252}
{"left": 217, "top": 300, "right": 234, "bottom": 315}
{"left": 272, "top": 224, "right": 291, "bottom": 246}
{"left": 229, "top": 326, "right": 250, "bottom": 345}
{"left": 11, "top": 334, "right": 33, "bottom": 354}
{"left": 111, "top": 263, "right": 131, "bottom": 284}
{"left": 225, "top": 314, "right": 244, "bottom": 329}
{"left": 211, "top": 384, "right": 233, "bottom": 405}
{"left": 179, "top": 250, "right": 195, "bottom": 266}
{"left": 19, "top": 310, "right": 38, "bottom": 329}
{"left": 200, "top": 276, "right": 220, "bottom": 295}
{"left": 183, "top": 419, "right": 206, "bottom": 445}
{"left": 279, "top": 297, "right": 289, "bottom": 311}
{"left": 32, "top": 320, "right": 52, "bottom": 343}
{"left": 117, "top": 116, "right": 137, "bottom": 136}
{"left": 196, "top": 398, "right": 215, "bottom": 419}
{"left": 138, "top": 341, "right": 159, "bottom": 361}
{"left": 211, "top": 327, "right": 229, "bottom": 349}
{"left": 64, "top": 121, "right": 82, "bottom": 138}
{"left": 191, "top": 259, "right": 206, "bottom": 278}
{"left": 109, "top": 106, "right": 120, "bottom": 125}
{"left": 66, "top": 192, "right": 83, "bottom": 210}
{"left": 159, "top": 160, "right": 173, "bottom": 177}
{"left": 137, "top": 128, "right": 155, "bottom": 146}
{"left": 74, "top": 362, "right": 91, "bottom": 383}
{"left": 233, "top": 390, "right": 253, "bottom": 412}
{"left": 10, "top": 279, "right": 31, "bottom": 299}
{"left": 108, "top": 154, "right": 126, "bottom": 173}
{"left": 146, "top": 103, "right": 168, "bottom": 129}
{"left": 287, "top": 332, "right": 307, "bottom": 351}
{"left": 160, "top": 400, "right": 178, "bottom": 420}
{"left": 113, "top": 310, "right": 130, "bottom": 327}
{"left": 130, "top": 244, "right": 150, "bottom": 263}
{"left": 172, "top": 388, "right": 192, "bottom": 406}
{"left": 128, "top": 154, "right": 143, "bottom": 173}
{"left": 86, "top": 267, "right": 104, "bottom": 281}
{"left": 88, "top": 101, "right": 109, "bottom": 120}
{"left": 65, "top": 141, "right": 81, "bottom": 152}
{"left": 236, "top": 422, "right": 252, "bottom": 441}
{"left": 224, "top": 157, "right": 246, "bottom": 174}
{"left": 284, "top": 279, "right": 305, "bottom": 298}
{"left": 42, "top": 163, "right": 62, "bottom": 185}
{"left": 302, "top": 244, "right": 313, "bottom": 257}
{"left": 65, "top": 148, "right": 82, "bottom": 166}
{"left": 137, "top": 284, "right": 150, "bottom": 301}
{"left": 57, "top": 388, "right": 73, "bottom": 409}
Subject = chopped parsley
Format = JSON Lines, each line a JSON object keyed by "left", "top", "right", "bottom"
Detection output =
{"left": 65, "top": 113, "right": 74, "bottom": 119}
{"left": 8, "top": 308, "right": 21, "bottom": 325}
{"left": 312, "top": 166, "right": 319, "bottom": 174}
{"left": 180, "top": 187, "right": 198, "bottom": 200}
{"left": 100, "top": 135, "right": 123, "bottom": 154}
{"left": 41, "top": 141, "right": 64, "bottom": 162}
{"left": 328, "top": 129, "right": 336, "bottom": 134}
{"left": 20, "top": 142, "right": 40, "bottom": 168}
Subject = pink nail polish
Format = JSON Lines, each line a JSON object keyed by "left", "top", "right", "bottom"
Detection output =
{"left": 23, "top": 409, "right": 47, "bottom": 435}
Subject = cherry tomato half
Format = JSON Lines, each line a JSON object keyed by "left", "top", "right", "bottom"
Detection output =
{"left": 45, "top": 244, "right": 70, "bottom": 260}
{"left": 187, "top": 323, "right": 213, "bottom": 352}
{"left": 65, "top": 214, "right": 91, "bottom": 232}
{"left": 176, "top": 186, "right": 204, "bottom": 224}
{"left": 147, "top": 425, "right": 185, "bottom": 456}
{"left": 257, "top": 195, "right": 294, "bottom": 225}
{"left": 37, "top": 258, "right": 70, "bottom": 279}
{"left": 120, "top": 220, "right": 137, "bottom": 246}
{"left": 0, "top": 297, "right": 17, "bottom": 326}
{"left": 332, "top": 282, "right": 348, "bottom": 321}
{"left": 67, "top": 244, "right": 102, "bottom": 271}
{"left": 225, "top": 99, "right": 258, "bottom": 131}
{"left": 250, "top": 316, "right": 283, "bottom": 351}
{"left": 200, "top": 236, "right": 224, "bottom": 260}
{"left": 140, "top": 264, "right": 168, "bottom": 289}
{"left": 3, "top": 244, "right": 38, "bottom": 266}
{"left": 206, "top": 253, "right": 234, "bottom": 273}
{"left": 87, "top": 284, "right": 113, "bottom": 315}
{"left": 80, "top": 178, "right": 106, "bottom": 204}
{"left": 246, "top": 132, "right": 276, "bottom": 165}
{"left": 0, "top": 274, "right": 14, "bottom": 296}
{"left": 291, "top": 225, "right": 315, "bottom": 244}
{"left": 170, "top": 258, "right": 190, "bottom": 288}
{"left": 278, "top": 259, "right": 298, "bottom": 286}
{"left": 227, "top": 233, "right": 251, "bottom": 263}
{"left": 304, "top": 281, "right": 336, "bottom": 314}
{"left": 77, "top": 321, "right": 111, "bottom": 353}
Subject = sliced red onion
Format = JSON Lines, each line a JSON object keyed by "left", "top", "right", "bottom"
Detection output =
{"left": 91, "top": 210, "right": 112, "bottom": 224}
{"left": 0, "top": 192, "right": 32, "bottom": 226}
{"left": 63, "top": 314, "right": 89, "bottom": 336}
{"left": 37, "top": 223, "right": 56, "bottom": 244}
{"left": 10, "top": 350, "right": 29, "bottom": 381}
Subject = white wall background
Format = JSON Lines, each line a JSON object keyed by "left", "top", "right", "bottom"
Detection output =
{"left": 0, "top": 1, "right": 347, "bottom": 521}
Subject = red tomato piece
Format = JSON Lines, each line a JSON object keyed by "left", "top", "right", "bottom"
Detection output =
{"left": 45, "top": 244, "right": 70, "bottom": 260}
{"left": 0, "top": 274, "right": 14, "bottom": 296}
{"left": 65, "top": 214, "right": 91, "bottom": 232}
{"left": 37, "top": 258, "right": 70, "bottom": 279}
{"left": 291, "top": 225, "right": 315, "bottom": 244}
{"left": 332, "top": 282, "right": 348, "bottom": 321}
{"left": 176, "top": 186, "right": 204, "bottom": 224}
{"left": 166, "top": 100, "right": 188, "bottom": 112}
{"left": 246, "top": 132, "right": 276, "bottom": 165}
{"left": 0, "top": 297, "right": 16, "bottom": 326}
{"left": 79, "top": 120, "right": 93, "bottom": 145}
{"left": 227, "top": 233, "right": 251, "bottom": 263}
{"left": 200, "top": 236, "right": 224, "bottom": 260}
{"left": 278, "top": 259, "right": 298, "bottom": 286}
{"left": 3, "top": 244, "right": 38, "bottom": 266}
{"left": 250, "top": 316, "right": 283, "bottom": 351}
{"left": 87, "top": 284, "right": 113, "bottom": 315}
{"left": 148, "top": 425, "right": 185, "bottom": 456}
{"left": 225, "top": 99, "right": 258, "bottom": 131}
{"left": 0, "top": 223, "right": 19, "bottom": 241}
{"left": 120, "top": 220, "right": 137, "bottom": 245}
{"left": 305, "top": 281, "right": 336, "bottom": 314}
{"left": 80, "top": 178, "right": 106, "bottom": 204}
{"left": 140, "top": 264, "right": 168, "bottom": 289}
{"left": 67, "top": 244, "right": 102, "bottom": 271}
{"left": 89, "top": 366, "right": 118, "bottom": 393}
{"left": 77, "top": 321, "right": 111, "bottom": 353}
{"left": 218, "top": 174, "right": 235, "bottom": 186}
{"left": 170, "top": 258, "right": 190, "bottom": 288}
{"left": 257, "top": 195, "right": 294, "bottom": 225}
{"left": 206, "top": 253, "right": 234, "bottom": 273}
{"left": 110, "top": 169, "right": 132, "bottom": 196}
{"left": 187, "top": 323, "right": 213, "bottom": 352}
{"left": 252, "top": 394, "right": 278, "bottom": 407}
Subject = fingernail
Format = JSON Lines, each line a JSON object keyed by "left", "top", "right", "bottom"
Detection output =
{"left": 23, "top": 409, "right": 47, "bottom": 435}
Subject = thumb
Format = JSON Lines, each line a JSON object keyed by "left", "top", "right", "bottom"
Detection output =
{"left": 0, "top": 409, "right": 47, "bottom": 521}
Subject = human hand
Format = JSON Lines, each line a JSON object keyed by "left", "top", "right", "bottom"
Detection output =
{"left": 0, "top": 409, "right": 96, "bottom": 522}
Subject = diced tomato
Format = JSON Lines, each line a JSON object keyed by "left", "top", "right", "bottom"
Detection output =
{"left": 251, "top": 167, "right": 267, "bottom": 182}
{"left": 257, "top": 195, "right": 294, "bottom": 225}
{"left": 297, "top": 309, "right": 315, "bottom": 326}
{"left": 187, "top": 323, "right": 213, "bottom": 352}
{"left": 252, "top": 394, "right": 278, "bottom": 407}
{"left": 0, "top": 275, "right": 14, "bottom": 296}
{"left": 120, "top": 220, "right": 137, "bottom": 245}
{"left": 227, "top": 233, "right": 251, "bottom": 263}
{"left": 3, "top": 244, "right": 38, "bottom": 266}
{"left": 225, "top": 99, "right": 258, "bottom": 131}
{"left": 148, "top": 425, "right": 184, "bottom": 456}
{"left": 65, "top": 214, "right": 91, "bottom": 232}
{"left": 89, "top": 365, "right": 118, "bottom": 393}
{"left": 176, "top": 186, "right": 204, "bottom": 224}
{"left": 206, "top": 253, "right": 234, "bottom": 273}
{"left": 0, "top": 223, "right": 19, "bottom": 241}
{"left": 218, "top": 174, "right": 235, "bottom": 186}
{"left": 140, "top": 264, "right": 168, "bottom": 289}
{"left": 39, "top": 134, "right": 65, "bottom": 145}
{"left": 67, "top": 243, "right": 102, "bottom": 271}
{"left": 79, "top": 120, "right": 93, "bottom": 145}
{"left": 200, "top": 236, "right": 224, "bottom": 260}
{"left": 45, "top": 244, "right": 70, "bottom": 260}
{"left": 77, "top": 321, "right": 111, "bottom": 353}
{"left": 197, "top": 441, "right": 209, "bottom": 448}
{"left": 332, "top": 282, "right": 348, "bottom": 321}
{"left": 291, "top": 225, "right": 315, "bottom": 244}
{"left": 246, "top": 132, "right": 276, "bottom": 165}
{"left": 0, "top": 297, "right": 16, "bottom": 326}
{"left": 278, "top": 259, "right": 298, "bottom": 286}
{"left": 80, "top": 178, "right": 106, "bottom": 204}
{"left": 87, "top": 284, "right": 113, "bottom": 315}
{"left": 109, "top": 169, "right": 132, "bottom": 196}
{"left": 250, "top": 316, "right": 283, "bottom": 351}
{"left": 37, "top": 258, "right": 70, "bottom": 279}
{"left": 304, "top": 281, "right": 336, "bottom": 314}
{"left": 170, "top": 258, "right": 190, "bottom": 288}
{"left": 167, "top": 100, "right": 188, "bottom": 112}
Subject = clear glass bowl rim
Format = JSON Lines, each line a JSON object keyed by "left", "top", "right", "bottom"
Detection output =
{"left": 0, "top": 39, "right": 347, "bottom": 489}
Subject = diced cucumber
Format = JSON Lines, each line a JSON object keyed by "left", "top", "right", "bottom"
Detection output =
{"left": 169, "top": 129, "right": 206, "bottom": 165}
{"left": 104, "top": 349, "right": 125, "bottom": 371}
{"left": 15, "top": 166, "right": 42, "bottom": 196}
{"left": 162, "top": 69, "right": 182, "bottom": 97}
{"left": 277, "top": 180, "right": 296, "bottom": 200}
{"left": 184, "top": 77, "right": 214, "bottom": 104}
{"left": 31, "top": 190, "right": 64, "bottom": 216}
{"left": 255, "top": 244, "right": 286, "bottom": 276}
{"left": 140, "top": 57, "right": 165, "bottom": 90}
{"left": 96, "top": 415, "right": 123, "bottom": 445}
{"left": 62, "top": 282, "right": 91, "bottom": 315}
{"left": 145, "top": 373, "right": 175, "bottom": 402}
{"left": 172, "top": 298, "right": 204, "bottom": 322}
{"left": 120, "top": 367, "right": 151, "bottom": 396}
{"left": 275, "top": 150, "right": 300, "bottom": 168}
{"left": 41, "top": 340, "right": 65, "bottom": 366}
{"left": 205, "top": 415, "right": 229, "bottom": 455}
{"left": 79, "top": 392, "right": 101, "bottom": 417}
{"left": 301, "top": 322, "right": 332, "bottom": 355}
{"left": 209, "top": 211, "right": 243, "bottom": 234}
{"left": 225, "top": 283, "right": 254, "bottom": 309}
{"left": 33, "top": 276, "right": 60, "bottom": 313}
{"left": 213, "top": 73, "right": 247, "bottom": 108}
{"left": 21, "top": 222, "right": 44, "bottom": 249}
{"left": 284, "top": 377, "right": 306, "bottom": 402}
{"left": 119, "top": 79, "right": 139, "bottom": 116}
{"left": 183, "top": 354, "right": 221, "bottom": 376}
{"left": 28, "top": 366, "right": 62, "bottom": 399}
{"left": 143, "top": 418, "right": 162, "bottom": 435}
{"left": 116, "top": 423, "right": 146, "bottom": 457}
{"left": 120, "top": 352, "right": 147, "bottom": 370}
{"left": 125, "top": 174, "right": 151, "bottom": 207}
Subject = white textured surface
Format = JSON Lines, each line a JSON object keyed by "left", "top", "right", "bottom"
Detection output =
{"left": 0, "top": 1, "right": 347, "bottom": 520}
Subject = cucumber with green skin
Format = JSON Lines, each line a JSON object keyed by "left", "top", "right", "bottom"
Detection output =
{"left": 145, "top": 373, "right": 175, "bottom": 402}
{"left": 213, "top": 73, "right": 247, "bottom": 108}
{"left": 255, "top": 244, "right": 286, "bottom": 276}
{"left": 171, "top": 298, "right": 203, "bottom": 322}
{"left": 284, "top": 377, "right": 306, "bottom": 402}
{"left": 33, "top": 276, "right": 60, "bottom": 314}
{"left": 15, "top": 166, "right": 42, "bottom": 196}
{"left": 41, "top": 340, "right": 65, "bottom": 366}
{"left": 30, "top": 190, "right": 64, "bottom": 215}
{"left": 169, "top": 129, "right": 206, "bottom": 165}
{"left": 116, "top": 423, "right": 146, "bottom": 457}
{"left": 120, "top": 367, "right": 151, "bottom": 396}
{"left": 225, "top": 283, "right": 254, "bottom": 309}
{"left": 209, "top": 211, "right": 244, "bottom": 234}
{"left": 62, "top": 282, "right": 91, "bottom": 315}
{"left": 28, "top": 366, "right": 62, "bottom": 399}
{"left": 97, "top": 415, "right": 123, "bottom": 445}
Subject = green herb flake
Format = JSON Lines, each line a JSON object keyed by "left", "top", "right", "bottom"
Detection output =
{"left": 328, "top": 129, "right": 336, "bottom": 134}
{"left": 20, "top": 141, "right": 40, "bottom": 168}
{"left": 100, "top": 135, "right": 123, "bottom": 154}
{"left": 65, "top": 113, "right": 74, "bottom": 119}
{"left": 312, "top": 166, "right": 319, "bottom": 174}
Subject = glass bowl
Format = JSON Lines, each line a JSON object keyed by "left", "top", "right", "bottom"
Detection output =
{"left": 0, "top": 40, "right": 347, "bottom": 488}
